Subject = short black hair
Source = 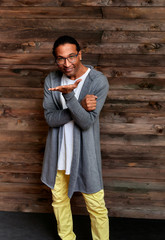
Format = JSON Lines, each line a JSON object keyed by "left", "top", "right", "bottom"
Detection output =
{"left": 52, "top": 35, "right": 81, "bottom": 59}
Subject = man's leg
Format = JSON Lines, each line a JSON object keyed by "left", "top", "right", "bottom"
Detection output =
{"left": 51, "top": 170, "right": 76, "bottom": 240}
{"left": 82, "top": 189, "right": 109, "bottom": 240}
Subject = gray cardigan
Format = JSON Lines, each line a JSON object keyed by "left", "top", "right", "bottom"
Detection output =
{"left": 41, "top": 66, "right": 109, "bottom": 198}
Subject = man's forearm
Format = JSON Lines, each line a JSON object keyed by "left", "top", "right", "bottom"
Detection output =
{"left": 63, "top": 88, "right": 108, "bottom": 130}
{"left": 44, "top": 108, "right": 72, "bottom": 128}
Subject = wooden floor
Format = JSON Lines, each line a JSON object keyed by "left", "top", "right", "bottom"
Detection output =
{"left": 0, "top": 211, "right": 164, "bottom": 240}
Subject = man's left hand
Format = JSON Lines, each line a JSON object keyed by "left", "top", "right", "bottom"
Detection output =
{"left": 48, "top": 79, "right": 81, "bottom": 94}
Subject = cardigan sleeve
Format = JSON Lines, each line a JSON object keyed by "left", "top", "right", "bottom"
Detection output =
{"left": 63, "top": 74, "right": 109, "bottom": 130}
{"left": 43, "top": 73, "right": 72, "bottom": 128}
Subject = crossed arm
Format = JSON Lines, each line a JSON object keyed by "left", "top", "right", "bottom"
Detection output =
{"left": 48, "top": 79, "right": 97, "bottom": 112}
{"left": 44, "top": 75, "right": 109, "bottom": 130}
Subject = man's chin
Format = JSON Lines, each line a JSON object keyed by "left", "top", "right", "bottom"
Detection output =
{"left": 64, "top": 70, "right": 75, "bottom": 78}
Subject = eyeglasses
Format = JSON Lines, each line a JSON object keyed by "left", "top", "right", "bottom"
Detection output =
{"left": 56, "top": 53, "right": 79, "bottom": 65}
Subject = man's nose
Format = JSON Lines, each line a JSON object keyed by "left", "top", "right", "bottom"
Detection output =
{"left": 64, "top": 58, "right": 71, "bottom": 67}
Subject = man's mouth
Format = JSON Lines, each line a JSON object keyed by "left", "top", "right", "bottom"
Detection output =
{"left": 64, "top": 68, "right": 73, "bottom": 73}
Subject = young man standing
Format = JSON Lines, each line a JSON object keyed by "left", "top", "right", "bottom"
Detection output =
{"left": 41, "top": 36, "right": 109, "bottom": 240}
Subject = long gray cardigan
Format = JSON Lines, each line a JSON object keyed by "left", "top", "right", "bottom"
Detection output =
{"left": 41, "top": 66, "right": 109, "bottom": 198}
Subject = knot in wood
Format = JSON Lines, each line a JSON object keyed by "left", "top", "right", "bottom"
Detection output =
{"left": 99, "top": 0, "right": 112, "bottom": 6}
{"left": 145, "top": 0, "right": 153, "bottom": 4}
{"left": 154, "top": 124, "right": 165, "bottom": 134}
{"left": 150, "top": 24, "right": 160, "bottom": 31}
{"left": 144, "top": 43, "right": 162, "bottom": 51}
{"left": 149, "top": 101, "right": 162, "bottom": 110}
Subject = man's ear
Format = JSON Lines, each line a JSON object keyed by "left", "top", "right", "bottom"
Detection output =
{"left": 79, "top": 51, "right": 82, "bottom": 61}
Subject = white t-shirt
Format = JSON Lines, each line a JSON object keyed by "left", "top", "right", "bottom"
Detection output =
{"left": 57, "top": 68, "right": 91, "bottom": 174}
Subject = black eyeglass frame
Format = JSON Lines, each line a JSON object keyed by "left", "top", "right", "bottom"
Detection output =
{"left": 55, "top": 52, "right": 79, "bottom": 65}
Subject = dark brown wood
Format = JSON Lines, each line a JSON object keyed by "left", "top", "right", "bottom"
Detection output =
{"left": 107, "top": 89, "right": 165, "bottom": 101}
{"left": 0, "top": 7, "right": 102, "bottom": 19}
{"left": 0, "top": 31, "right": 102, "bottom": 43}
{"left": 1, "top": 0, "right": 165, "bottom": 7}
{"left": 55, "top": 0, "right": 165, "bottom": 7}
{"left": 101, "top": 144, "right": 165, "bottom": 160}
{"left": 0, "top": 1, "right": 165, "bottom": 220}
{"left": 0, "top": 142, "right": 45, "bottom": 153}
{"left": 103, "top": 101, "right": 165, "bottom": 114}
{"left": 0, "top": 87, "right": 43, "bottom": 99}
{"left": 100, "top": 122, "right": 165, "bottom": 135}
{"left": 1, "top": 42, "right": 165, "bottom": 55}
{"left": 102, "top": 31, "right": 165, "bottom": 43}
{"left": 0, "top": 1, "right": 61, "bottom": 7}
{"left": 99, "top": 54, "right": 165, "bottom": 67}
{"left": 0, "top": 172, "right": 41, "bottom": 184}
{"left": 0, "top": 130, "right": 46, "bottom": 143}
{"left": 0, "top": 118, "right": 47, "bottom": 131}
{"left": 103, "top": 7, "right": 165, "bottom": 19}
{"left": 1, "top": 19, "right": 165, "bottom": 31}
{"left": 0, "top": 152, "right": 43, "bottom": 163}
{"left": 101, "top": 134, "right": 165, "bottom": 146}
{"left": 0, "top": 53, "right": 98, "bottom": 66}
{"left": 83, "top": 43, "right": 165, "bottom": 54}
{"left": 0, "top": 162, "right": 42, "bottom": 173}
{"left": 107, "top": 78, "right": 165, "bottom": 90}
{"left": 97, "top": 66, "right": 165, "bottom": 79}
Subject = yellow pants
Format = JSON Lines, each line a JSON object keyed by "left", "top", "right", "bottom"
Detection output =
{"left": 51, "top": 170, "right": 109, "bottom": 240}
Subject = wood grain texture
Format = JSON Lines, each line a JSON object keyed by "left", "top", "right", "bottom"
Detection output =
{"left": 103, "top": 7, "right": 165, "bottom": 19}
{"left": 102, "top": 31, "right": 165, "bottom": 43}
{"left": 1, "top": 0, "right": 165, "bottom": 7}
{"left": 0, "top": 7, "right": 102, "bottom": 19}
{"left": 1, "top": 19, "right": 165, "bottom": 31}
{"left": 0, "top": 1, "right": 165, "bottom": 220}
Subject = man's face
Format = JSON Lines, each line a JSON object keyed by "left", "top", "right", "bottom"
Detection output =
{"left": 55, "top": 43, "right": 82, "bottom": 80}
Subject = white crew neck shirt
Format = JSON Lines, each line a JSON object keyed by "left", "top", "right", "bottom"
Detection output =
{"left": 57, "top": 68, "right": 91, "bottom": 174}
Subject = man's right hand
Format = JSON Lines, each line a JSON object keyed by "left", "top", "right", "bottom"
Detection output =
{"left": 81, "top": 95, "right": 97, "bottom": 111}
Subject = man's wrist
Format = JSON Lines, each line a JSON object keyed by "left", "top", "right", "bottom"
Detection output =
{"left": 62, "top": 91, "right": 74, "bottom": 100}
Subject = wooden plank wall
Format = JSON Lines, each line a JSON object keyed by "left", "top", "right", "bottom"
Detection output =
{"left": 0, "top": 0, "right": 165, "bottom": 219}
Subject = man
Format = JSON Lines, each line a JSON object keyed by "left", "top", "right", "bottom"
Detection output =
{"left": 41, "top": 35, "right": 109, "bottom": 240}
